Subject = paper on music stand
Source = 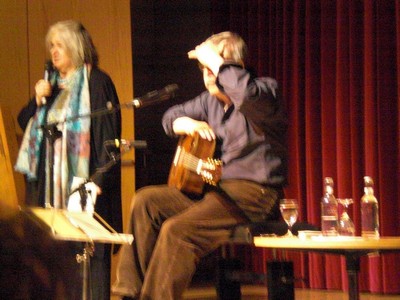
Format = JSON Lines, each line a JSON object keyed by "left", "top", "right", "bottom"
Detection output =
{"left": 65, "top": 211, "right": 133, "bottom": 244}
{"left": 29, "top": 208, "right": 133, "bottom": 245}
{"left": 68, "top": 176, "right": 98, "bottom": 214}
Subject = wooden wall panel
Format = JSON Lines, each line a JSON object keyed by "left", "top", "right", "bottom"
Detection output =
{"left": 0, "top": 105, "right": 25, "bottom": 207}
{"left": 0, "top": 0, "right": 30, "bottom": 203}
{"left": 0, "top": 1, "right": 30, "bottom": 135}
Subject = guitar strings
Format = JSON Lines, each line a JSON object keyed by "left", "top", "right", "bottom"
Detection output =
{"left": 181, "top": 150, "right": 200, "bottom": 171}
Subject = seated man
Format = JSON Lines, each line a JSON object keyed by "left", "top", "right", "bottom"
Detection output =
{"left": 112, "top": 31, "right": 288, "bottom": 300}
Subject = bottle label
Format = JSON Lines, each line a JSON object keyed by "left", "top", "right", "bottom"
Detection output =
{"left": 361, "top": 202, "right": 379, "bottom": 237}
{"left": 321, "top": 200, "right": 338, "bottom": 236}
{"left": 321, "top": 216, "right": 337, "bottom": 221}
{"left": 321, "top": 217, "right": 338, "bottom": 236}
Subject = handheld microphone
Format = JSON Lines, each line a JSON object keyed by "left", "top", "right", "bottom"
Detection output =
{"left": 131, "top": 84, "right": 178, "bottom": 108}
{"left": 104, "top": 139, "right": 148, "bottom": 149}
{"left": 41, "top": 60, "right": 54, "bottom": 105}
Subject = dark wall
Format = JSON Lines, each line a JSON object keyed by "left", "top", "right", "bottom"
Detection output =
{"left": 131, "top": 0, "right": 212, "bottom": 189}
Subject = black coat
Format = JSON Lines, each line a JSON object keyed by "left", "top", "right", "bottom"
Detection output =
{"left": 17, "top": 67, "right": 122, "bottom": 233}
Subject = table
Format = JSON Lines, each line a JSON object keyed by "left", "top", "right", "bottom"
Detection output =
{"left": 253, "top": 236, "right": 400, "bottom": 300}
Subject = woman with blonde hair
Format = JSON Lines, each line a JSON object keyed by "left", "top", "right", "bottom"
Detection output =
{"left": 16, "top": 20, "right": 122, "bottom": 300}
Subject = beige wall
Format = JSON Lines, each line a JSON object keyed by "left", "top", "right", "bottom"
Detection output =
{"left": 0, "top": 0, "right": 135, "bottom": 283}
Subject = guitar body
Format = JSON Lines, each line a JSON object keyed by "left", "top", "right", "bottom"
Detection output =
{"left": 168, "top": 133, "right": 216, "bottom": 195}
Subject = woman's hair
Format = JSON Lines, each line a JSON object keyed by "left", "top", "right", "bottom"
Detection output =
{"left": 46, "top": 20, "right": 99, "bottom": 67}
{"left": 206, "top": 31, "right": 247, "bottom": 66}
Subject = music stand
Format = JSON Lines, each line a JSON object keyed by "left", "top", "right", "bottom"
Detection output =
{"left": 24, "top": 207, "right": 133, "bottom": 300}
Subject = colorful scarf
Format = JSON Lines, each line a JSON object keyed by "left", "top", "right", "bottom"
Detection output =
{"left": 15, "top": 66, "right": 91, "bottom": 208}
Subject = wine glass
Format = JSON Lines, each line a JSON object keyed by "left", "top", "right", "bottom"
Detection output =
{"left": 337, "top": 198, "right": 355, "bottom": 236}
{"left": 279, "top": 199, "right": 298, "bottom": 236}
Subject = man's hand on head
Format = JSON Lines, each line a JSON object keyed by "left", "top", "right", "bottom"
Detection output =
{"left": 188, "top": 41, "right": 224, "bottom": 76}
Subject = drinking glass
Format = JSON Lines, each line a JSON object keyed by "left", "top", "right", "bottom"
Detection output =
{"left": 338, "top": 198, "right": 355, "bottom": 236}
{"left": 279, "top": 199, "right": 298, "bottom": 236}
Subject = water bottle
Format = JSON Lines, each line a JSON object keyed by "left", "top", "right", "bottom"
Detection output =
{"left": 361, "top": 176, "right": 379, "bottom": 238}
{"left": 321, "top": 177, "right": 338, "bottom": 236}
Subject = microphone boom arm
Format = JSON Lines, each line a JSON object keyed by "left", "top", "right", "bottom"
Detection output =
{"left": 38, "top": 84, "right": 178, "bottom": 131}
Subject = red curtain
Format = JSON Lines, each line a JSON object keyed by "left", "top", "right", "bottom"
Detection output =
{"left": 212, "top": 0, "right": 400, "bottom": 294}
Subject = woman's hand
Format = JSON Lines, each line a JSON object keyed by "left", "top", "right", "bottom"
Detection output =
{"left": 35, "top": 79, "right": 52, "bottom": 106}
{"left": 93, "top": 183, "right": 102, "bottom": 195}
{"left": 173, "top": 117, "right": 215, "bottom": 141}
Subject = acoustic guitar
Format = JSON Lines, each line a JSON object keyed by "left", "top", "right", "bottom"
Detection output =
{"left": 168, "top": 133, "right": 222, "bottom": 195}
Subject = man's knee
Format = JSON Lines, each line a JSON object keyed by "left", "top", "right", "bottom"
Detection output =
{"left": 159, "top": 217, "right": 190, "bottom": 241}
{"left": 131, "top": 186, "right": 160, "bottom": 214}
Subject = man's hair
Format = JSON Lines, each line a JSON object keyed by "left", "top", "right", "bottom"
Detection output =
{"left": 46, "top": 20, "right": 99, "bottom": 67}
{"left": 206, "top": 31, "right": 247, "bottom": 66}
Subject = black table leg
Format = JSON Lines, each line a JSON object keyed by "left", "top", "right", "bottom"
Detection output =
{"left": 345, "top": 254, "right": 360, "bottom": 300}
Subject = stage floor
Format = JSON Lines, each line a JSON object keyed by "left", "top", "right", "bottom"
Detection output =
{"left": 183, "top": 284, "right": 400, "bottom": 300}
{"left": 110, "top": 283, "right": 400, "bottom": 300}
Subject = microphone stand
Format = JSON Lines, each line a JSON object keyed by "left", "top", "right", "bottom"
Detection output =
{"left": 69, "top": 151, "right": 123, "bottom": 211}
{"left": 38, "top": 102, "right": 121, "bottom": 208}
{"left": 69, "top": 151, "right": 126, "bottom": 300}
{"left": 41, "top": 123, "right": 63, "bottom": 208}
{"left": 36, "top": 97, "right": 150, "bottom": 300}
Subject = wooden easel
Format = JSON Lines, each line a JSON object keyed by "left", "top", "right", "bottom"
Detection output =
{"left": 0, "top": 105, "right": 24, "bottom": 208}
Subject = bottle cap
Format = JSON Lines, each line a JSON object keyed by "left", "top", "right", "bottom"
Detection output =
{"left": 364, "top": 176, "right": 374, "bottom": 187}
{"left": 324, "top": 177, "right": 334, "bottom": 186}
{"left": 324, "top": 177, "right": 334, "bottom": 194}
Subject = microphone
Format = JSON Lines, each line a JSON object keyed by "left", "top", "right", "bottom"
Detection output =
{"left": 41, "top": 60, "right": 54, "bottom": 105}
{"left": 131, "top": 84, "right": 178, "bottom": 108}
{"left": 104, "top": 139, "right": 148, "bottom": 149}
